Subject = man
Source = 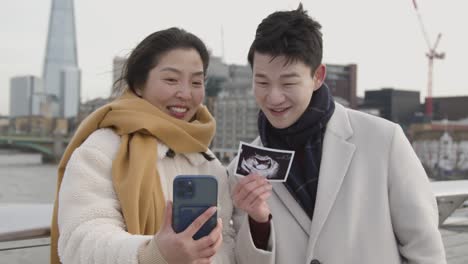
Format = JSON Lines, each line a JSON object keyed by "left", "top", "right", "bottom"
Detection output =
{"left": 229, "top": 4, "right": 446, "bottom": 264}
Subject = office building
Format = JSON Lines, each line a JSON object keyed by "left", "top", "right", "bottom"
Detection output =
{"left": 42, "top": 0, "right": 81, "bottom": 117}
{"left": 364, "top": 88, "right": 421, "bottom": 126}
{"left": 429, "top": 96, "right": 468, "bottom": 121}
{"left": 9, "top": 76, "right": 45, "bottom": 117}
{"left": 325, "top": 64, "right": 357, "bottom": 108}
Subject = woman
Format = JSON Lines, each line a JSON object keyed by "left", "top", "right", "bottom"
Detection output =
{"left": 50, "top": 28, "right": 237, "bottom": 264}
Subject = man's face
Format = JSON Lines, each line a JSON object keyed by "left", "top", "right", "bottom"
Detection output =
{"left": 252, "top": 52, "right": 325, "bottom": 129}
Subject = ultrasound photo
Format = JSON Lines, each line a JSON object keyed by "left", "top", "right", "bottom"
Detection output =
{"left": 235, "top": 142, "right": 295, "bottom": 182}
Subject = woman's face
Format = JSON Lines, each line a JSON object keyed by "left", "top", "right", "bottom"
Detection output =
{"left": 137, "top": 48, "right": 205, "bottom": 122}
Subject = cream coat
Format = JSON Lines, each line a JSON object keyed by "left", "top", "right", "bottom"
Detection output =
{"left": 228, "top": 103, "right": 446, "bottom": 264}
{"left": 57, "top": 128, "right": 272, "bottom": 264}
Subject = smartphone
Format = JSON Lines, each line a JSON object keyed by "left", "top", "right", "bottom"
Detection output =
{"left": 172, "top": 175, "right": 218, "bottom": 240}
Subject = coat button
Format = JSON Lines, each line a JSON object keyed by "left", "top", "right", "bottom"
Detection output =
{"left": 310, "top": 260, "right": 321, "bottom": 264}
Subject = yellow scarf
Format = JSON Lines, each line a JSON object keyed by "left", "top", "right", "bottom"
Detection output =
{"left": 50, "top": 91, "right": 215, "bottom": 264}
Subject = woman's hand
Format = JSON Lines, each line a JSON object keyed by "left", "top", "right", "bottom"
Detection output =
{"left": 156, "top": 201, "right": 223, "bottom": 264}
{"left": 233, "top": 174, "right": 272, "bottom": 223}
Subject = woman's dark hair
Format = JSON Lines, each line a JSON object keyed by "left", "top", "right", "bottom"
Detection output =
{"left": 247, "top": 3, "right": 323, "bottom": 75}
{"left": 114, "top": 27, "right": 209, "bottom": 95}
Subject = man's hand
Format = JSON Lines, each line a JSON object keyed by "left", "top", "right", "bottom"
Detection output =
{"left": 156, "top": 201, "right": 223, "bottom": 263}
{"left": 233, "top": 174, "right": 272, "bottom": 222}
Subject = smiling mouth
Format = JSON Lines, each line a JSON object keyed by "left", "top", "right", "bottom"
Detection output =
{"left": 269, "top": 107, "right": 290, "bottom": 115}
{"left": 167, "top": 106, "right": 189, "bottom": 119}
{"left": 168, "top": 106, "right": 188, "bottom": 113}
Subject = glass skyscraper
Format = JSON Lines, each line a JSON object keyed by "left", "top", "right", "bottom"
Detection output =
{"left": 42, "top": 0, "right": 80, "bottom": 118}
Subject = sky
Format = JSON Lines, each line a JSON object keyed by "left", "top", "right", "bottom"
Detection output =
{"left": 1, "top": 0, "right": 467, "bottom": 116}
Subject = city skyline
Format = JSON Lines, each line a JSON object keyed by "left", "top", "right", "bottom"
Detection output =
{"left": 1, "top": 0, "right": 467, "bottom": 115}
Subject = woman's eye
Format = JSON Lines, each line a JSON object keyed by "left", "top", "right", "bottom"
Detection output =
{"left": 193, "top": 81, "right": 203, "bottom": 86}
{"left": 165, "top": 78, "right": 177, "bottom": 83}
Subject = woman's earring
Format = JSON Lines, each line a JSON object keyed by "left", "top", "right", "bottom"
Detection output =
{"left": 135, "top": 89, "right": 142, "bottom": 97}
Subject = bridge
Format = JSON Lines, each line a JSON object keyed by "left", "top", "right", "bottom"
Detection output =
{"left": 0, "top": 135, "right": 69, "bottom": 161}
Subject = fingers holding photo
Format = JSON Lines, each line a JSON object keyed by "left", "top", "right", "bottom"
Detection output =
{"left": 233, "top": 174, "right": 270, "bottom": 202}
{"left": 233, "top": 173, "right": 272, "bottom": 223}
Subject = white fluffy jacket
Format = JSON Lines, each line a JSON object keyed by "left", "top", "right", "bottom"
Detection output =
{"left": 57, "top": 128, "right": 271, "bottom": 264}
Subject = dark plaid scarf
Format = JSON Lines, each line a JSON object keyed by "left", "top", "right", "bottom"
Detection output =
{"left": 258, "top": 84, "right": 335, "bottom": 219}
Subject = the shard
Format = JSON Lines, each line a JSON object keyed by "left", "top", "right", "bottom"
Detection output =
{"left": 42, "top": 0, "right": 80, "bottom": 118}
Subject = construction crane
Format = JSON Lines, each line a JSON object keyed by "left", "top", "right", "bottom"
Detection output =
{"left": 412, "top": 0, "right": 445, "bottom": 120}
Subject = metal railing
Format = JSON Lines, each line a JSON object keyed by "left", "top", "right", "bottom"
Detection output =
{"left": 0, "top": 203, "right": 52, "bottom": 252}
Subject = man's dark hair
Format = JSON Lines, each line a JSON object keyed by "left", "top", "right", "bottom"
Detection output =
{"left": 247, "top": 3, "right": 323, "bottom": 75}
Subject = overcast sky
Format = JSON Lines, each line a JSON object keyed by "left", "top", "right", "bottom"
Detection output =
{"left": 1, "top": 0, "right": 467, "bottom": 115}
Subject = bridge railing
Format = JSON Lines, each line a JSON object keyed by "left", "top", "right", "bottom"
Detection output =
{"left": 0, "top": 203, "right": 52, "bottom": 252}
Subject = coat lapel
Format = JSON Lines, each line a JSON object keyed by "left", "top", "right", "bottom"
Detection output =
{"left": 306, "top": 103, "right": 356, "bottom": 261}
{"left": 251, "top": 137, "right": 313, "bottom": 235}
{"left": 272, "top": 183, "right": 311, "bottom": 235}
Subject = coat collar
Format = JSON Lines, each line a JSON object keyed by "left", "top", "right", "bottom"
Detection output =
{"left": 322, "top": 102, "right": 353, "bottom": 140}
{"left": 156, "top": 142, "right": 208, "bottom": 167}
